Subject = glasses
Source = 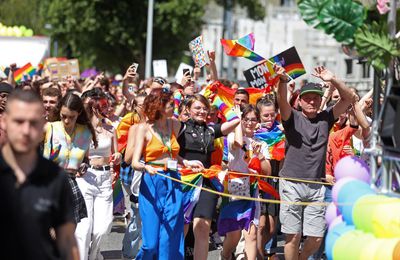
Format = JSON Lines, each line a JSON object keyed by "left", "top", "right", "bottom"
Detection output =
{"left": 153, "top": 77, "right": 166, "bottom": 86}
{"left": 242, "top": 118, "right": 258, "bottom": 123}
{"left": 162, "top": 87, "right": 171, "bottom": 94}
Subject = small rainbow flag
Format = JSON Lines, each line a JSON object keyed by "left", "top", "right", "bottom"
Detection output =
{"left": 221, "top": 33, "right": 265, "bottom": 62}
{"left": 14, "top": 63, "right": 36, "bottom": 83}
{"left": 269, "top": 46, "right": 306, "bottom": 80}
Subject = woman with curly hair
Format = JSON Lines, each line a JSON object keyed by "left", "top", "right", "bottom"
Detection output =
{"left": 131, "top": 88, "right": 201, "bottom": 259}
{"left": 43, "top": 93, "right": 97, "bottom": 224}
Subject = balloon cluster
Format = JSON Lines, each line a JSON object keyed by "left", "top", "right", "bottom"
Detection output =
{"left": 325, "top": 156, "right": 400, "bottom": 260}
{"left": 0, "top": 23, "right": 34, "bottom": 37}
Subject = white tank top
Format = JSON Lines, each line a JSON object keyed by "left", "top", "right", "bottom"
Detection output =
{"left": 89, "top": 134, "right": 112, "bottom": 158}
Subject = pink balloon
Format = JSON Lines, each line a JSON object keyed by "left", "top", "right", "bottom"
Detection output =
{"left": 334, "top": 156, "right": 370, "bottom": 183}
{"left": 332, "top": 177, "right": 356, "bottom": 204}
{"left": 325, "top": 202, "right": 340, "bottom": 225}
{"left": 328, "top": 215, "right": 343, "bottom": 231}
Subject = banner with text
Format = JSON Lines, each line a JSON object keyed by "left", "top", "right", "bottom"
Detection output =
{"left": 243, "top": 61, "right": 277, "bottom": 89}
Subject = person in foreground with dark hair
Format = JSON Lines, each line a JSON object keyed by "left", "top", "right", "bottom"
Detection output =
{"left": 0, "top": 90, "right": 79, "bottom": 259}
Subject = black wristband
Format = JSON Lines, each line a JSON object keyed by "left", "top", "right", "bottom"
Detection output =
{"left": 350, "top": 124, "right": 359, "bottom": 129}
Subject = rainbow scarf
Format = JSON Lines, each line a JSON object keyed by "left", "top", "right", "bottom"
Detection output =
{"left": 14, "top": 63, "right": 36, "bottom": 83}
{"left": 221, "top": 33, "right": 265, "bottom": 62}
{"left": 173, "top": 89, "right": 184, "bottom": 118}
{"left": 254, "top": 121, "right": 285, "bottom": 161}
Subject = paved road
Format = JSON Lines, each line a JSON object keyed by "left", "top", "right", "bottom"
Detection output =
{"left": 100, "top": 216, "right": 285, "bottom": 259}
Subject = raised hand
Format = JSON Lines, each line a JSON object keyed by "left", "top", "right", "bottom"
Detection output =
{"left": 273, "top": 64, "right": 289, "bottom": 82}
{"left": 123, "top": 65, "right": 137, "bottom": 83}
{"left": 207, "top": 50, "right": 216, "bottom": 64}
{"left": 312, "top": 66, "right": 335, "bottom": 82}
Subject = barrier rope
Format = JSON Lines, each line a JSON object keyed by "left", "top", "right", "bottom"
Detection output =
{"left": 155, "top": 171, "right": 331, "bottom": 207}
{"left": 202, "top": 167, "right": 332, "bottom": 186}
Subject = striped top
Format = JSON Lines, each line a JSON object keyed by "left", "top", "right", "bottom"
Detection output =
{"left": 43, "top": 121, "right": 92, "bottom": 171}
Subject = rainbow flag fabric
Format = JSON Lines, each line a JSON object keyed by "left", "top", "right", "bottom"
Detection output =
{"left": 269, "top": 46, "right": 306, "bottom": 80}
{"left": 221, "top": 33, "right": 265, "bottom": 62}
{"left": 14, "top": 63, "right": 36, "bottom": 83}
{"left": 254, "top": 121, "right": 286, "bottom": 161}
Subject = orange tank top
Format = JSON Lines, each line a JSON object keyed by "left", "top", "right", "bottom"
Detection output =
{"left": 143, "top": 131, "right": 180, "bottom": 162}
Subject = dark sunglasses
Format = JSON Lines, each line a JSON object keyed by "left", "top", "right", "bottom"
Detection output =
{"left": 154, "top": 77, "right": 166, "bottom": 86}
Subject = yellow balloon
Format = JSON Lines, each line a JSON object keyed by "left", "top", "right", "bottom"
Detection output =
{"left": 372, "top": 198, "right": 400, "bottom": 238}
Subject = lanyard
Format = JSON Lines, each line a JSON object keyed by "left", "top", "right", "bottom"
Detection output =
{"left": 154, "top": 120, "right": 173, "bottom": 158}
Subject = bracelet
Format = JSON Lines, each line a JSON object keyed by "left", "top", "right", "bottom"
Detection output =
{"left": 323, "top": 95, "right": 329, "bottom": 99}
{"left": 350, "top": 124, "right": 359, "bottom": 129}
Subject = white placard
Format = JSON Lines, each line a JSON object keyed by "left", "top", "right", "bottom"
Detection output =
{"left": 175, "top": 62, "right": 193, "bottom": 83}
{"left": 153, "top": 59, "right": 168, "bottom": 78}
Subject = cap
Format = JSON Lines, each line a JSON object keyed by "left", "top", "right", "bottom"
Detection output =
{"left": 0, "top": 82, "right": 13, "bottom": 93}
{"left": 300, "top": 82, "right": 323, "bottom": 97}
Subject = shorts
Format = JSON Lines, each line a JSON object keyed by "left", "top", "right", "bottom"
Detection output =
{"left": 279, "top": 179, "right": 326, "bottom": 237}
{"left": 192, "top": 179, "right": 219, "bottom": 220}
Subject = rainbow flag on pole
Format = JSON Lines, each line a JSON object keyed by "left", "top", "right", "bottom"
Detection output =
{"left": 14, "top": 63, "right": 36, "bottom": 83}
{"left": 269, "top": 46, "right": 306, "bottom": 80}
{"left": 221, "top": 33, "right": 265, "bottom": 62}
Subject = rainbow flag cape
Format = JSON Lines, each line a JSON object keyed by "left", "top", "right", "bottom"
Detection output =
{"left": 116, "top": 112, "right": 141, "bottom": 153}
{"left": 254, "top": 121, "right": 285, "bottom": 161}
{"left": 221, "top": 33, "right": 265, "bottom": 62}
{"left": 14, "top": 63, "right": 36, "bottom": 83}
{"left": 269, "top": 46, "right": 306, "bottom": 80}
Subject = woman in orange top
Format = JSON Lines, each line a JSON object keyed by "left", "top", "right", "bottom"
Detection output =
{"left": 131, "top": 88, "right": 202, "bottom": 260}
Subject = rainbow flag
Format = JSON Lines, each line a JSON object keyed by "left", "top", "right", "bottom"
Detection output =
{"left": 269, "top": 46, "right": 306, "bottom": 80}
{"left": 221, "top": 33, "right": 265, "bottom": 62}
{"left": 201, "top": 81, "right": 270, "bottom": 108}
{"left": 36, "top": 61, "right": 44, "bottom": 76}
{"left": 254, "top": 121, "right": 286, "bottom": 161}
{"left": 173, "top": 89, "right": 184, "bottom": 118}
{"left": 14, "top": 63, "right": 36, "bottom": 83}
{"left": 116, "top": 112, "right": 141, "bottom": 153}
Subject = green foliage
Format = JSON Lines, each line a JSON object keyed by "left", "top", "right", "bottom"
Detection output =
{"left": 298, "top": 0, "right": 366, "bottom": 45}
{"left": 318, "top": 0, "right": 366, "bottom": 45}
{"left": 298, "top": 0, "right": 330, "bottom": 29}
{"left": 355, "top": 21, "right": 400, "bottom": 71}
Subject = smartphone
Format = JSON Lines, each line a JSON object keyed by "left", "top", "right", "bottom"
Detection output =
{"left": 132, "top": 63, "right": 139, "bottom": 73}
{"left": 183, "top": 68, "right": 190, "bottom": 76}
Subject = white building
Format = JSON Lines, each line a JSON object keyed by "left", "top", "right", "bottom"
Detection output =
{"left": 201, "top": 0, "right": 373, "bottom": 94}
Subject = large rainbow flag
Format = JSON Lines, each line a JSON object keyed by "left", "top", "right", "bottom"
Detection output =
{"left": 221, "top": 33, "right": 265, "bottom": 62}
{"left": 14, "top": 63, "right": 36, "bottom": 83}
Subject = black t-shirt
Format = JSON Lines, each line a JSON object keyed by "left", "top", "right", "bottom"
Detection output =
{"left": 280, "top": 108, "right": 335, "bottom": 180}
{"left": 0, "top": 151, "right": 75, "bottom": 259}
{"left": 178, "top": 119, "right": 223, "bottom": 169}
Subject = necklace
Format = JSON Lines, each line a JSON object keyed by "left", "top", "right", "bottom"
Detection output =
{"left": 153, "top": 120, "right": 172, "bottom": 157}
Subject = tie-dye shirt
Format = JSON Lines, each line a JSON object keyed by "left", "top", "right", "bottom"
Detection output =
{"left": 43, "top": 121, "right": 92, "bottom": 171}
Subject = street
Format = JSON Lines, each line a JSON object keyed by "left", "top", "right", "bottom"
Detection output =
{"left": 100, "top": 216, "right": 285, "bottom": 259}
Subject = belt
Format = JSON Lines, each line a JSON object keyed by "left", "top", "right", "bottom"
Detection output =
{"left": 90, "top": 165, "right": 111, "bottom": 171}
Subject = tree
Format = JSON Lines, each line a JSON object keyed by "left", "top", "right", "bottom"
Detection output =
{"left": 1, "top": 0, "right": 266, "bottom": 74}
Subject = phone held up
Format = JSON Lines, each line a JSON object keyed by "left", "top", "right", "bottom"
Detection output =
{"left": 132, "top": 63, "right": 139, "bottom": 73}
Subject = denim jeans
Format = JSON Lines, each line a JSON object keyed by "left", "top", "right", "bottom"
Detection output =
{"left": 122, "top": 204, "right": 142, "bottom": 259}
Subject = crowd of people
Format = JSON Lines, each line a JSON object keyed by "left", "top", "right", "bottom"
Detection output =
{"left": 0, "top": 50, "right": 374, "bottom": 260}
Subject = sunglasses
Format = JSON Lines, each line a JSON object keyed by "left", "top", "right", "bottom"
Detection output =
{"left": 153, "top": 77, "right": 166, "bottom": 86}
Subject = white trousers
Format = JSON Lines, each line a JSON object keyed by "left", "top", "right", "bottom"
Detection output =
{"left": 75, "top": 167, "right": 114, "bottom": 260}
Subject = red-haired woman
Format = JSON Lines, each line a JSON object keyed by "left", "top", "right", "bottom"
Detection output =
{"left": 131, "top": 89, "right": 201, "bottom": 259}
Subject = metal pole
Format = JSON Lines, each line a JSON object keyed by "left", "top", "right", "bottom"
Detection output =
{"left": 145, "top": 0, "right": 154, "bottom": 79}
{"left": 226, "top": 0, "right": 234, "bottom": 80}
{"left": 381, "top": 0, "right": 397, "bottom": 193}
